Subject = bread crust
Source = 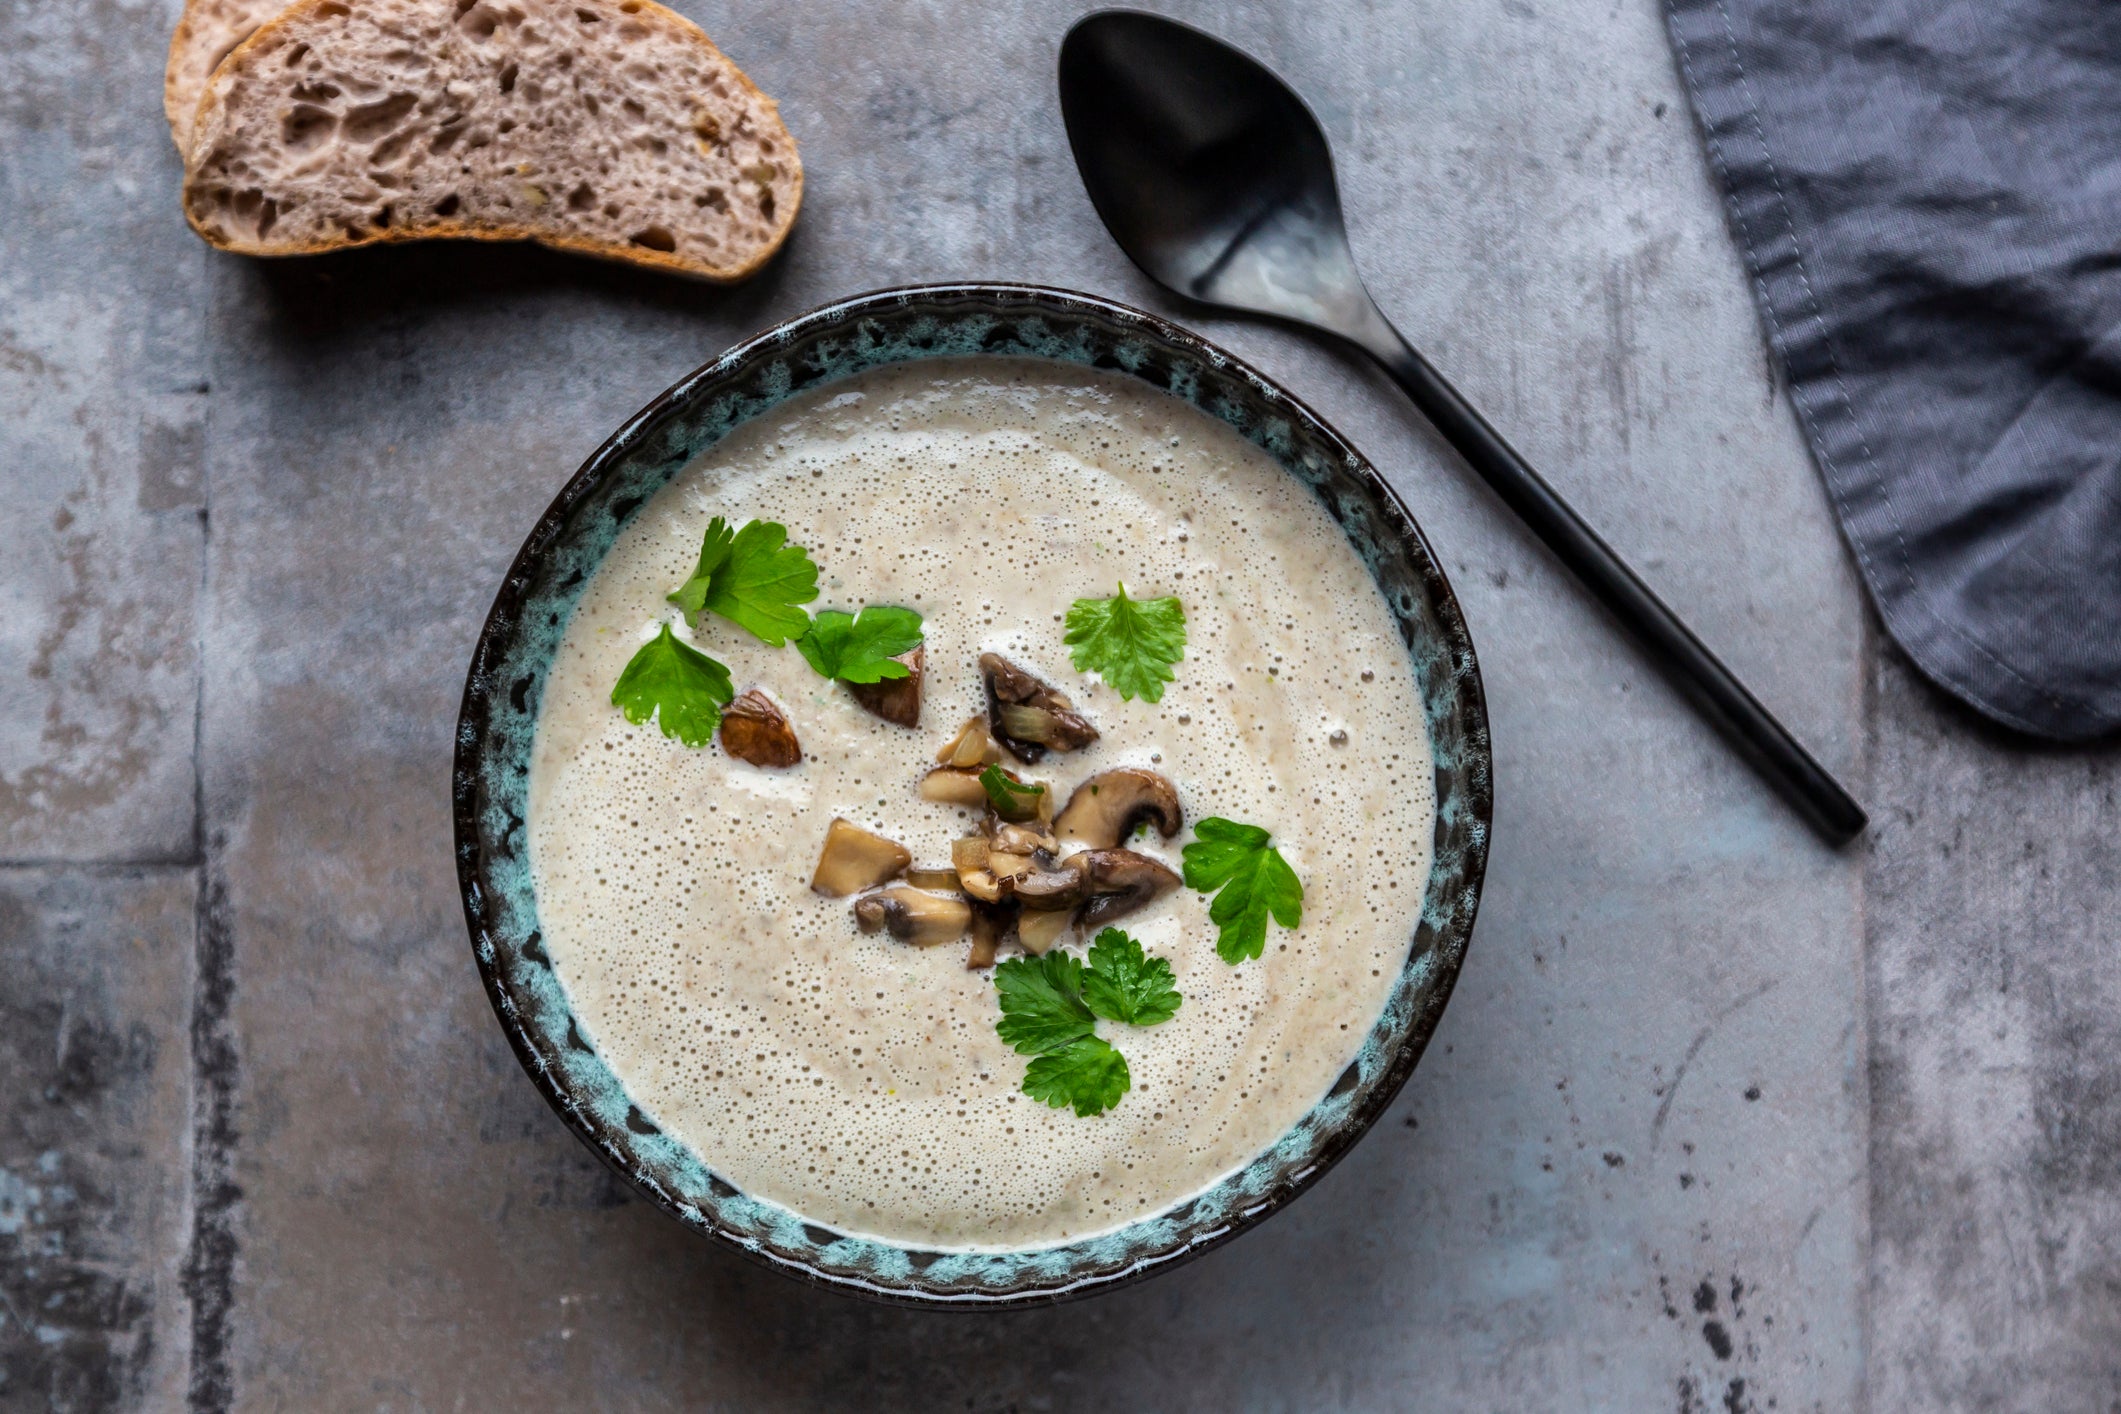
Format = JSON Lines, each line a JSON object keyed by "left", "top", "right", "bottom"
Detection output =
{"left": 180, "top": 0, "right": 802, "bottom": 283}
{"left": 165, "top": 0, "right": 288, "bottom": 154}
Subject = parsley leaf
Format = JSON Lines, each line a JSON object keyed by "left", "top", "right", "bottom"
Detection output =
{"left": 1182, "top": 817, "right": 1304, "bottom": 964}
{"left": 1064, "top": 582, "right": 1186, "bottom": 703}
{"left": 609, "top": 623, "right": 735, "bottom": 748}
{"left": 993, "top": 952, "right": 1095, "bottom": 1055}
{"left": 994, "top": 934, "right": 1177, "bottom": 1116}
{"left": 979, "top": 763, "right": 1046, "bottom": 814}
{"left": 667, "top": 517, "right": 819, "bottom": 647}
{"left": 796, "top": 606, "right": 925, "bottom": 683}
{"left": 1082, "top": 928, "right": 1183, "bottom": 1026}
{"left": 1022, "top": 1037, "right": 1131, "bottom": 1117}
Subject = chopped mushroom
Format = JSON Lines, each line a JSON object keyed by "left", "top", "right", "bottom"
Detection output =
{"left": 919, "top": 766, "right": 990, "bottom": 810}
{"left": 1074, "top": 848, "right": 1182, "bottom": 930}
{"left": 994, "top": 702, "right": 1103, "bottom": 755}
{"left": 904, "top": 864, "right": 961, "bottom": 891}
{"left": 853, "top": 886, "right": 972, "bottom": 946}
{"left": 810, "top": 818, "right": 911, "bottom": 896}
{"left": 951, "top": 836, "right": 1006, "bottom": 903}
{"left": 987, "top": 850, "right": 1037, "bottom": 881}
{"left": 1013, "top": 853, "right": 1091, "bottom": 912}
{"left": 848, "top": 646, "right": 923, "bottom": 727}
{"left": 966, "top": 900, "right": 1014, "bottom": 969}
{"left": 953, "top": 814, "right": 1075, "bottom": 910}
{"left": 923, "top": 763, "right": 1048, "bottom": 822}
{"left": 980, "top": 653, "right": 1100, "bottom": 763}
{"left": 990, "top": 821, "right": 1058, "bottom": 856}
{"left": 957, "top": 865, "right": 1006, "bottom": 904}
{"left": 719, "top": 688, "right": 802, "bottom": 768}
{"left": 959, "top": 843, "right": 1039, "bottom": 904}
{"left": 1054, "top": 768, "right": 1183, "bottom": 848}
{"left": 945, "top": 825, "right": 1176, "bottom": 933}
{"left": 950, "top": 835, "right": 991, "bottom": 877}
{"left": 934, "top": 716, "right": 1002, "bottom": 768}
{"left": 1014, "top": 908, "right": 1070, "bottom": 955}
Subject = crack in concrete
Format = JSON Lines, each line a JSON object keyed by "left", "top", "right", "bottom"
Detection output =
{"left": 0, "top": 856, "right": 204, "bottom": 871}
{"left": 182, "top": 860, "right": 238, "bottom": 1414}
{"left": 1652, "top": 976, "right": 1780, "bottom": 1150}
{"left": 182, "top": 343, "right": 236, "bottom": 1414}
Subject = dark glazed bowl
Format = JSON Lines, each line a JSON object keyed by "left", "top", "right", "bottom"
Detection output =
{"left": 453, "top": 283, "right": 1492, "bottom": 1305}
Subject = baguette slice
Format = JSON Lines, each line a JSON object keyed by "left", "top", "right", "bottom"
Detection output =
{"left": 181, "top": 0, "right": 801, "bottom": 282}
{"left": 165, "top": 0, "right": 289, "bottom": 154}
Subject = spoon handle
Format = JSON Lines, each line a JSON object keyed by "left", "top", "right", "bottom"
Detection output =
{"left": 1367, "top": 328, "right": 1867, "bottom": 846}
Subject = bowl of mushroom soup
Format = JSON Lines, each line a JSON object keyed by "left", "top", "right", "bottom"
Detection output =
{"left": 454, "top": 284, "right": 1491, "bottom": 1304}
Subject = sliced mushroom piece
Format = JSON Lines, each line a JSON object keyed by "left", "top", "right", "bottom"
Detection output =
{"left": 904, "top": 864, "right": 961, "bottom": 891}
{"left": 1013, "top": 853, "right": 1092, "bottom": 912}
{"left": 994, "top": 702, "right": 1102, "bottom": 756}
{"left": 853, "top": 886, "right": 972, "bottom": 946}
{"left": 1074, "top": 848, "right": 1182, "bottom": 931}
{"left": 719, "top": 688, "right": 802, "bottom": 768}
{"left": 1054, "top": 768, "right": 1183, "bottom": 848}
{"left": 990, "top": 821, "right": 1058, "bottom": 856}
{"left": 934, "top": 716, "right": 1002, "bottom": 768}
{"left": 950, "top": 835, "right": 990, "bottom": 876}
{"left": 957, "top": 866, "right": 1006, "bottom": 904}
{"left": 980, "top": 652, "right": 1074, "bottom": 710}
{"left": 966, "top": 900, "right": 1014, "bottom": 969}
{"left": 958, "top": 845, "right": 1035, "bottom": 905}
{"left": 848, "top": 645, "right": 923, "bottom": 728}
{"left": 810, "top": 818, "right": 911, "bottom": 896}
{"left": 1013, "top": 907, "right": 1071, "bottom": 956}
{"left": 919, "top": 766, "right": 990, "bottom": 810}
{"left": 980, "top": 652, "right": 1101, "bottom": 763}
{"left": 990, "top": 850, "right": 1038, "bottom": 880}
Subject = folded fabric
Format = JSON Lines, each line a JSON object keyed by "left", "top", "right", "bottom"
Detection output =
{"left": 1665, "top": 0, "right": 2121, "bottom": 740}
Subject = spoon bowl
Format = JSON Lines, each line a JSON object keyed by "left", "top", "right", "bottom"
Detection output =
{"left": 1058, "top": 12, "right": 1375, "bottom": 336}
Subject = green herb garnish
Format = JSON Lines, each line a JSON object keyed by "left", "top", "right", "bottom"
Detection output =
{"left": 979, "top": 763, "right": 1045, "bottom": 814}
{"left": 1182, "top": 817, "right": 1303, "bottom": 964}
{"left": 609, "top": 623, "right": 735, "bottom": 747}
{"left": 994, "top": 950, "right": 1096, "bottom": 1055}
{"left": 1022, "top": 1038, "right": 1131, "bottom": 1117}
{"left": 796, "top": 605, "right": 925, "bottom": 682}
{"left": 667, "top": 517, "right": 819, "bottom": 647}
{"left": 1081, "top": 928, "right": 1183, "bottom": 1026}
{"left": 1064, "top": 582, "right": 1186, "bottom": 703}
{"left": 993, "top": 930, "right": 1180, "bottom": 1117}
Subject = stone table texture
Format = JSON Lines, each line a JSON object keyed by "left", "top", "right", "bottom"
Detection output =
{"left": 1, "top": 0, "right": 2115, "bottom": 1409}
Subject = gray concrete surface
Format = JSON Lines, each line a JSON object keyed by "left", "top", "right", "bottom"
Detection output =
{"left": 0, "top": 0, "right": 2114, "bottom": 1409}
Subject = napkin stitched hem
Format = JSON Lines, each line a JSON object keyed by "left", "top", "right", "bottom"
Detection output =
{"left": 1666, "top": 0, "right": 2111, "bottom": 740}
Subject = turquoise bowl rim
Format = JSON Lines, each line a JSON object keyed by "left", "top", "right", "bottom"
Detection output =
{"left": 452, "top": 283, "right": 1492, "bottom": 1306}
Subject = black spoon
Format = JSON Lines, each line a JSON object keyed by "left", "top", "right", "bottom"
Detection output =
{"left": 1058, "top": 9, "right": 1866, "bottom": 847}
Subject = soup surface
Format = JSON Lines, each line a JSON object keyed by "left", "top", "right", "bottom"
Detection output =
{"left": 528, "top": 357, "right": 1434, "bottom": 1248}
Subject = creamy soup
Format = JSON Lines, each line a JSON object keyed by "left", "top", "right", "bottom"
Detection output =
{"left": 527, "top": 357, "right": 1434, "bottom": 1249}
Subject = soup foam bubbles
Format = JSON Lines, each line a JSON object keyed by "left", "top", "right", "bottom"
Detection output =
{"left": 528, "top": 358, "right": 1434, "bottom": 1248}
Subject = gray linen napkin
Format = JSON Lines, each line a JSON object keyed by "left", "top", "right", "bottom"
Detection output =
{"left": 1664, "top": 0, "right": 2121, "bottom": 740}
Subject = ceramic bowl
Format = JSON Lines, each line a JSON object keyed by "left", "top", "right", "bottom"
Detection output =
{"left": 453, "top": 283, "right": 1492, "bottom": 1305}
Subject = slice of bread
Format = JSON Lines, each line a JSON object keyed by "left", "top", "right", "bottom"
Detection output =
{"left": 165, "top": 0, "right": 289, "bottom": 154}
{"left": 181, "top": 0, "right": 801, "bottom": 282}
